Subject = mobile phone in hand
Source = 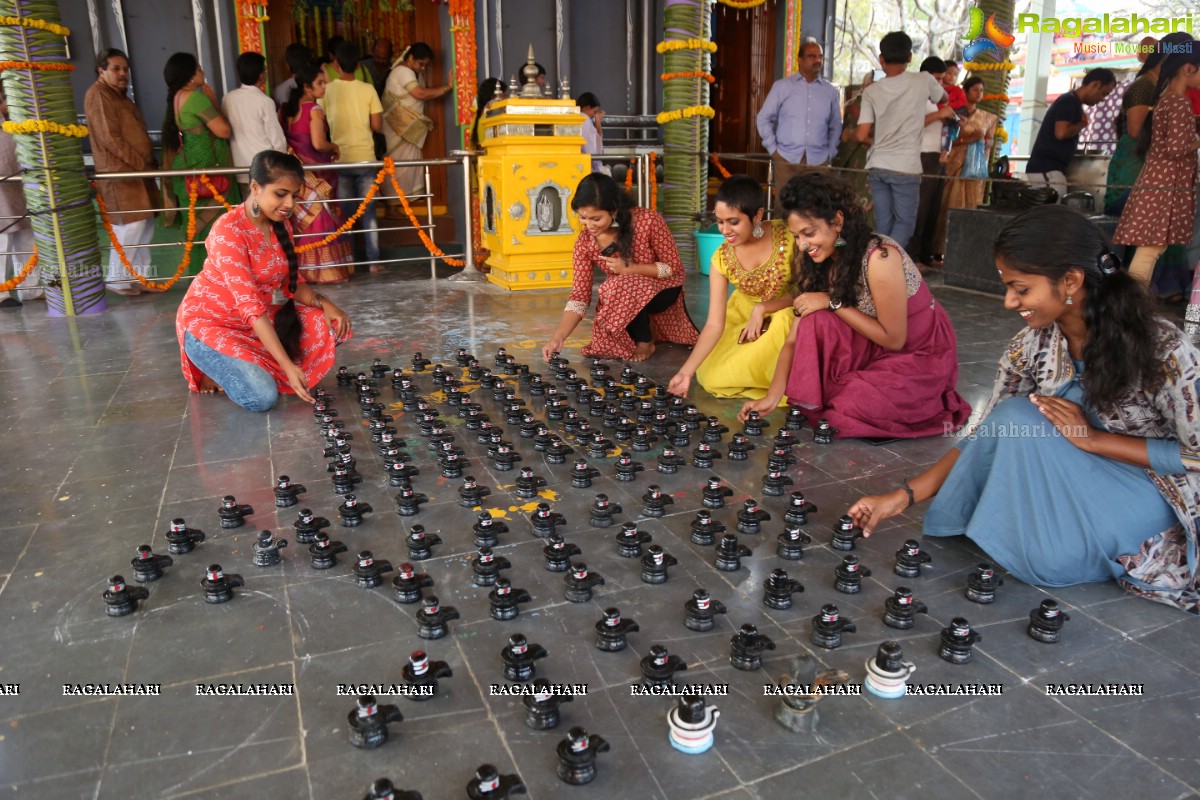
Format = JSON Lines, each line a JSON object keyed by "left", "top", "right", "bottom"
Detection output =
{"left": 737, "top": 315, "right": 771, "bottom": 344}
{"left": 599, "top": 242, "right": 619, "bottom": 257}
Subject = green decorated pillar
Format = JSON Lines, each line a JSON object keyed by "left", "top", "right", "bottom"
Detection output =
{"left": 963, "top": 1, "right": 1018, "bottom": 157}
{"left": 0, "top": 0, "right": 104, "bottom": 315}
{"left": 658, "top": 0, "right": 714, "bottom": 269}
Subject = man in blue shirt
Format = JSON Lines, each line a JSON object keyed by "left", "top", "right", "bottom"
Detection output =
{"left": 756, "top": 38, "right": 842, "bottom": 212}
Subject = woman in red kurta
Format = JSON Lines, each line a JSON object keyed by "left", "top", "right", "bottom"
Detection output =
{"left": 176, "top": 150, "right": 351, "bottom": 411}
{"left": 542, "top": 173, "right": 698, "bottom": 362}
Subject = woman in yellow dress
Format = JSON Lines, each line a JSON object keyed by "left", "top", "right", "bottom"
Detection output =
{"left": 667, "top": 174, "right": 795, "bottom": 399}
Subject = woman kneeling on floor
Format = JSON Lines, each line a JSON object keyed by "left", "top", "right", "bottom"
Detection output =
{"left": 850, "top": 205, "right": 1200, "bottom": 612}
{"left": 176, "top": 150, "right": 352, "bottom": 411}
{"left": 740, "top": 172, "right": 970, "bottom": 437}
{"left": 666, "top": 174, "right": 796, "bottom": 401}
{"left": 542, "top": 173, "right": 698, "bottom": 363}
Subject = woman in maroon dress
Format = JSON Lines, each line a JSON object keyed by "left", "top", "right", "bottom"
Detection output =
{"left": 542, "top": 173, "right": 698, "bottom": 362}
{"left": 740, "top": 172, "right": 970, "bottom": 438}
{"left": 1114, "top": 48, "right": 1200, "bottom": 284}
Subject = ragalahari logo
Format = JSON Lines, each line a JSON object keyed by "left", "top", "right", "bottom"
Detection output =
{"left": 962, "top": 7, "right": 1016, "bottom": 61}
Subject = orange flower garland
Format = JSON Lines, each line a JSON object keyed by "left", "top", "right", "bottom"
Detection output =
{"left": 0, "top": 244, "right": 37, "bottom": 291}
{"left": 197, "top": 174, "right": 235, "bottom": 212}
{"left": 648, "top": 152, "right": 658, "bottom": 211}
{"left": 0, "top": 60, "right": 72, "bottom": 72}
{"left": 109, "top": 161, "right": 484, "bottom": 275}
{"left": 662, "top": 70, "right": 715, "bottom": 83}
{"left": 709, "top": 153, "right": 731, "bottom": 179}
{"left": 386, "top": 160, "right": 475, "bottom": 267}
{"left": 294, "top": 165, "right": 387, "bottom": 254}
{"left": 625, "top": 160, "right": 636, "bottom": 191}
{"left": 94, "top": 180, "right": 199, "bottom": 291}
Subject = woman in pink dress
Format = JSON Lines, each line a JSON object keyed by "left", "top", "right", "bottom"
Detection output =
{"left": 282, "top": 61, "right": 354, "bottom": 284}
{"left": 176, "top": 150, "right": 351, "bottom": 411}
{"left": 741, "top": 172, "right": 970, "bottom": 438}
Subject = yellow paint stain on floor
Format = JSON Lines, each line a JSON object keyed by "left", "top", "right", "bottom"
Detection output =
{"left": 487, "top": 508, "right": 511, "bottom": 520}
{"left": 538, "top": 489, "right": 558, "bottom": 501}
{"left": 514, "top": 337, "right": 589, "bottom": 351}
{"left": 429, "top": 390, "right": 447, "bottom": 403}
{"left": 510, "top": 501, "right": 543, "bottom": 514}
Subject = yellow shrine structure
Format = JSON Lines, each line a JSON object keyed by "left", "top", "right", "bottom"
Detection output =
{"left": 476, "top": 65, "right": 589, "bottom": 291}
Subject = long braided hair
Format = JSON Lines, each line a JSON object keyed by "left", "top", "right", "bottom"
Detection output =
{"left": 249, "top": 150, "right": 306, "bottom": 360}
{"left": 161, "top": 52, "right": 198, "bottom": 147}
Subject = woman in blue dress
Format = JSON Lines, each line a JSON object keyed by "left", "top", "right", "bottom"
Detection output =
{"left": 849, "top": 205, "right": 1200, "bottom": 612}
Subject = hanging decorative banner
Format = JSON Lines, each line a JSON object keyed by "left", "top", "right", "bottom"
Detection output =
{"left": 449, "top": 0, "right": 477, "bottom": 127}
{"left": 235, "top": 2, "right": 268, "bottom": 55}
{"left": 783, "top": 0, "right": 802, "bottom": 77}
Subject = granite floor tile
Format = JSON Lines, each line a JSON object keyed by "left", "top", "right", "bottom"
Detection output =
{"left": 2, "top": 269, "right": 1195, "bottom": 799}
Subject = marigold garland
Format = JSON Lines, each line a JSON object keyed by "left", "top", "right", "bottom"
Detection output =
{"left": 197, "top": 175, "right": 236, "bottom": 212}
{"left": 656, "top": 105, "right": 715, "bottom": 125}
{"left": 0, "top": 15, "right": 69, "bottom": 37}
{"left": 97, "top": 158, "right": 483, "bottom": 284}
{"left": 656, "top": 39, "right": 717, "bottom": 54}
{"left": 963, "top": 60, "right": 1016, "bottom": 72}
{"left": 0, "top": 244, "right": 37, "bottom": 292}
{"left": 2, "top": 119, "right": 88, "bottom": 138}
{"left": 94, "top": 180, "right": 198, "bottom": 291}
{"left": 662, "top": 71, "right": 715, "bottom": 84}
{"left": 0, "top": 60, "right": 72, "bottom": 72}
{"left": 717, "top": 0, "right": 768, "bottom": 8}
{"left": 648, "top": 152, "right": 658, "bottom": 211}
{"left": 625, "top": 160, "right": 636, "bottom": 191}
{"left": 709, "top": 153, "right": 731, "bottom": 179}
{"left": 295, "top": 167, "right": 387, "bottom": 253}
{"left": 994, "top": 127, "right": 1009, "bottom": 144}
{"left": 981, "top": 93, "right": 1010, "bottom": 104}
{"left": 386, "top": 159, "right": 485, "bottom": 266}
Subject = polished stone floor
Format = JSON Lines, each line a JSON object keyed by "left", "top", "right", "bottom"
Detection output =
{"left": 0, "top": 265, "right": 1196, "bottom": 800}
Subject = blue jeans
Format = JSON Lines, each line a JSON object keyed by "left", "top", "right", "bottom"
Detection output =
{"left": 337, "top": 167, "right": 381, "bottom": 266}
{"left": 184, "top": 332, "right": 278, "bottom": 412}
{"left": 868, "top": 169, "right": 921, "bottom": 248}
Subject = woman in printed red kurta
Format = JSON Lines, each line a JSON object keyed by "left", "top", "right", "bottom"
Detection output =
{"left": 543, "top": 173, "right": 698, "bottom": 362}
{"left": 176, "top": 150, "right": 351, "bottom": 412}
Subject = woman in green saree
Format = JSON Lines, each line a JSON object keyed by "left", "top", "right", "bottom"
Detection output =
{"left": 162, "top": 52, "right": 241, "bottom": 275}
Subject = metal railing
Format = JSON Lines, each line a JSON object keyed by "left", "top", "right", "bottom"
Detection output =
{"left": 0, "top": 155, "right": 480, "bottom": 284}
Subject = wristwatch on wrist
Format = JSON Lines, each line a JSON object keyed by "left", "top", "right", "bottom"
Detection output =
{"left": 828, "top": 297, "right": 843, "bottom": 311}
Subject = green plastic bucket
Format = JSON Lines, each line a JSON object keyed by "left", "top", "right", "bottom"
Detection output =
{"left": 693, "top": 225, "right": 723, "bottom": 275}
